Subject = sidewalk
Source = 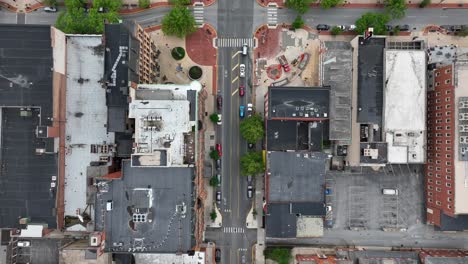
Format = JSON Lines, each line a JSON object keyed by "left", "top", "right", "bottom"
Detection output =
{"left": 257, "top": 0, "right": 468, "bottom": 8}
{"left": 254, "top": 175, "right": 266, "bottom": 264}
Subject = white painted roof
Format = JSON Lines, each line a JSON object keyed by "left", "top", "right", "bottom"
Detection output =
{"left": 384, "top": 50, "right": 426, "bottom": 164}
{"left": 64, "top": 35, "right": 115, "bottom": 218}
{"left": 129, "top": 82, "right": 201, "bottom": 167}
{"left": 134, "top": 252, "right": 205, "bottom": 264}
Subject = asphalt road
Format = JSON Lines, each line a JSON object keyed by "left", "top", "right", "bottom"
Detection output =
{"left": 214, "top": 0, "right": 258, "bottom": 263}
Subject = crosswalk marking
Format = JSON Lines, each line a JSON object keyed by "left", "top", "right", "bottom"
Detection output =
{"left": 223, "top": 227, "right": 245, "bottom": 233}
{"left": 224, "top": 208, "right": 231, "bottom": 213}
{"left": 193, "top": 5, "right": 204, "bottom": 28}
{"left": 267, "top": 5, "right": 277, "bottom": 26}
{"left": 215, "top": 38, "right": 255, "bottom": 48}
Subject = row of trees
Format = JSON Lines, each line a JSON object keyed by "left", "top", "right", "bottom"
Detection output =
{"left": 55, "top": 0, "right": 121, "bottom": 34}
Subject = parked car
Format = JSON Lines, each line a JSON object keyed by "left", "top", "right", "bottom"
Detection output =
{"left": 399, "top": 24, "right": 410, "bottom": 31}
{"left": 247, "top": 185, "right": 253, "bottom": 199}
{"left": 385, "top": 25, "right": 393, "bottom": 31}
{"left": 325, "top": 188, "right": 332, "bottom": 195}
{"left": 215, "top": 249, "right": 221, "bottom": 262}
{"left": 216, "top": 159, "right": 221, "bottom": 170}
{"left": 217, "top": 174, "right": 221, "bottom": 187}
{"left": 242, "top": 43, "right": 248, "bottom": 55}
{"left": 216, "top": 143, "right": 222, "bottom": 157}
{"left": 247, "top": 175, "right": 252, "bottom": 183}
{"left": 239, "top": 85, "right": 245, "bottom": 96}
{"left": 217, "top": 114, "right": 222, "bottom": 125}
{"left": 17, "top": 241, "right": 30, "bottom": 247}
{"left": 217, "top": 95, "right": 222, "bottom": 110}
{"left": 382, "top": 188, "right": 398, "bottom": 195}
{"left": 247, "top": 103, "right": 253, "bottom": 113}
{"left": 239, "top": 64, "right": 246, "bottom": 78}
{"left": 44, "top": 6, "right": 57, "bottom": 12}
{"left": 239, "top": 105, "right": 245, "bottom": 118}
{"left": 216, "top": 191, "right": 221, "bottom": 204}
{"left": 277, "top": 55, "right": 291, "bottom": 72}
{"left": 326, "top": 205, "right": 332, "bottom": 212}
{"left": 316, "top": 24, "right": 330, "bottom": 31}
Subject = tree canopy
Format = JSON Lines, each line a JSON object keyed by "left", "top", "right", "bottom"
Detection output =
{"left": 138, "top": 0, "right": 150, "bottom": 8}
{"left": 56, "top": 0, "right": 121, "bottom": 34}
{"left": 162, "top": 4, "right": 197, "bottom": 38}
{"left": 239, "top": 114, "right": 264, "bottom": 144}
{"left": 320, "top": 0, "right": 343, "bottom": 9}
{"left": 240, "top": 151, "right": 264, "bottom": 176}
{"left": 355, "top": 12, "right": 390, "bottom": 35}
{"left": 292, "top": 15, "right": 305, "bottom": 29}
{"left": 264, "top": 248, "right": 292, "bottom": 264}
{"left": 384, "top": 0, "right": 406, "bottom": 19}
{"left": 285, "top": 0, "right": 315, "bottom": 14}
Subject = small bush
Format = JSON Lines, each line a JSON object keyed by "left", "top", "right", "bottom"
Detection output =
{"left": 264, "top": 248, "right": 291, "bottom": 264}
{"left": 419, "top": 0, "right": 430, "bottom": 7}
{"left": 139, "top": 0, "right": 150, "bottom": 9}
{"left": 331, "top": 26, "right": 343, "bottom": 35}
{"left": 171, "top": 47, "right": 186, "bottom": 60}
{"left": 188, "top": 66, "right": 203, "bottom": 80}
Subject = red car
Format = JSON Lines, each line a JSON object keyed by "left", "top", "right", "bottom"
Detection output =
{"left": 216, "top": 143, "right": 222, "bottom": 157}
{"left": 239, "top": 85, "right": 245, "bottom": 97}
{"left": 217, "top": 95, "right": 223, "bottom": 110}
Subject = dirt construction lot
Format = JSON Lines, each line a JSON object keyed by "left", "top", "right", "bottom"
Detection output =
{"left": 326, "top": 165, "right": 425, "bottom": 231}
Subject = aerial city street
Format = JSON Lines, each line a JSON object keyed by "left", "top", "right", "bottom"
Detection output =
{"left": 1, "top": 0, "right": 468, "bottom": 263}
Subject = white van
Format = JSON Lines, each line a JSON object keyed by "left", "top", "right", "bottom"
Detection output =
{"left": 106, "top": 200, "right": 113, "bottom": 211}
{"left": 382, "top": 188, "right": 398, "bottom": 195}
{"left": 17, "top": 241, "right": 31, "bottom": 247}
{"left": 242, "top": 44, "right": 248, "bottom": 55}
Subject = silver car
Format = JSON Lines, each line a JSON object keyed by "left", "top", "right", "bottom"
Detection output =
{"left": 239, "top": 64, "right": 246, "bottom": 78}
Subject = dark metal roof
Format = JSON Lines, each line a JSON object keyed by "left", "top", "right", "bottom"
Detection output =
{"left": 438, "top": 212, "right": 468, "bottom": 231}
{"left": 268, "top": 87, "right": 330, "bottom": 120}
{"left": 0, "top": 25, "right": 56, "bottom": 228}
{"left": 357, "top": 37, "right": 385, "bottom": 125}
{"left": 266, "top": 203, "right": 297, "bottom": 238}
{"left": 268, "top": 152, "right": 327, "bottom": 203}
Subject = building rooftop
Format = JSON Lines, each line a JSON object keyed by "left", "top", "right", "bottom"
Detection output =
{"left": 357, "top": 37, "right": 385, "bottom": 125}
{"left": 99, "top": 160, "right": 194, "bottom": 253}
{"left": 129, "top": 82, "right": 201, "bottom": 167}
{"left": 134, "top": 252, "right": 205, "bottom": 263}
{"left": 64, "top": 35, "right": 115, "bottom": 220}
{"left": 103, "top": 23, "right": 139, "bottom": 133}
{"left": 425, "top": 257, "right": 468, "bottom": 264}
{"left": 266, "top": 120, "right": 326, "bottom": 151}
{"left": 0, "top": 25, "right": 57, "bottom": 228}
{"left": 383, "top": 50, "right": 426, "bottom": 164}
{"left": 360, "top": 142, "right": 388, "bottom": 165}
{"left": 322, "top": 41, "right": 353, "bottom": 142}
{"left": 267, "top": 151, "right": 327, "bottom": 203}
{"left": 453, "top": 63, "right": 468, "bottom": 214}
{"left": 267, "top": 87, "right": 330, "bottom": 120}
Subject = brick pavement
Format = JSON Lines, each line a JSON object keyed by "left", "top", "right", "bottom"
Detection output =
{"left": 254, "top": 25, "right": 282, "bottom": 60}
{"left": 186, "top": 24, "right": 218, "bottom": 94}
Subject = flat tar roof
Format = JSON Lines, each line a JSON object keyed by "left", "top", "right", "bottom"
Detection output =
{"left": 384, "top": 50, "right": 426, "bottom": 164}
{"left": 357, "top": 37, "right": 385, "bottom": 125}
{"left": 64, "top": 35, "right": 115, "bottom": 218}
{"left": 426, "top": 257, "right": 468, "bottom": 264}
{"left": 268, "top": 151, "right": 327, "bottom": 203}
{"left": 268, "top": 87, "right": 330, "bottom": 120}
{"left": 322, "top": 41, "right": 353, "bottom": 141}
{"left": 0, "top": 25, "right": 57, "bottom": 228}
{"left": 99, "top": 160, "right": 194, "bottom": 253}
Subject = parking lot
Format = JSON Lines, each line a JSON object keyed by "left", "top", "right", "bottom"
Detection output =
{"left": 326, "top": 165, "right": 424, "bottom": 231}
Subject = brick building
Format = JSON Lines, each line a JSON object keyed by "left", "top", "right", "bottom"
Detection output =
{"left": 426, "top": 64, "right": 456, "bottom": 225}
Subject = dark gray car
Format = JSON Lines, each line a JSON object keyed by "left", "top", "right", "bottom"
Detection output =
{"left": 316, "top": 24, "right": 330, "bottom": 31}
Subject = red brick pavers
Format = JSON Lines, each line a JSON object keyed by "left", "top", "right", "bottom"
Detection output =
{"left": 0, "top": 1, "right": 17, "bottom": 12}
{"left": 192, "top": 0, "right": 216, "bottom": 6}
{"left": 186, "top": 24, "right": 218, "bottom": 94}
{"left": 254, "top": 25, "right": 282, "bottom": 60}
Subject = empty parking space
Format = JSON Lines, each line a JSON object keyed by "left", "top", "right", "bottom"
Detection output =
{"left": 328, "top": 165, "right": 424, "bottom": 232}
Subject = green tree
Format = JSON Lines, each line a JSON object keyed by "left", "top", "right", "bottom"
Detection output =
{"left": 285, "top": 0, "right": 315, "bottom": 14}
{"left": 456, "top": 26, "right": 468, "bottom": 37}
{"left": 331, "top": 26, "right": 343, "bottom": 35}
{"left": 292, "top": 15, "right": 304, "bottom": 29}
{"left": 162, "top": 5, "right": 197, "bottom": 38}
{"left": 392, "top": 25, "right": 400, "bottom": 35}
{"left": 138, "top": 0, "right": 150, "bottom": 8}
{"left": 210, "top": 209, "right": 217, "bottom": 221}
{"left": 210, "top": 150, "right": 220, "bottom": 160}
{"left": 320, "top": 0, "right": 343, "bottom": 9}
{"left": 209, "top": 176, "right": 219, "bottom": 187}
{"left": 170, "top": 0, "right": 192, "bottom": 4}
{"left": 239, "top": 114, "right": 264, "bottom": 144}
{"left": 56, "top": 0, "right": 120, "bottom": 34}
{"left": 43, "top": 0, "right": 58, "bottom": 6}
{"left": 210, "top": 113, "right": 220, "bottom": 123}
{"left": 355, "top": 12, "right": 390, "bottom": 35}
{"left": 384, "top": 0, "right": 406, "bottom": 19}
{"left": 93, "top": 0, "right": 122, "bottom": 12}
{"left": 419, "top": 0, "right": 430, "bottom": 7}
{"left": 264, "top": 248, "right": 292, "bottom": 264}
{"left": 240, "top": 151, "right": 264, "bottom": 176}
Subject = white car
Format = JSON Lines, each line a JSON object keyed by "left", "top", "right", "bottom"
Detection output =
{"left": 326, "top": 205, "right": 332, "bottom": 212}
{"left": 239, "top": 64, "right": 246, "bottom": 78}
{"left": 44, "top": 6, "right": 57, "bottom": 12}
{"left": 17, "top": 241, "right": 31, "bottom": 247}
{"left": 217, "top": 114, "right": 222, "bottom": 125}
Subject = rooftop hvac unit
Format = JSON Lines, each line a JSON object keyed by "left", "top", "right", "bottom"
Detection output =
{"left": 460, "top": 101, "right": 468, "bottom": 109}
{"left": 460, "top": 113, "right": 468, "bottom": 120}
{"left": 460, "top": 136, "right": 468, "bottom": 143}
{"left": 461, "top": 125, "right": 468, "bottom": 133}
